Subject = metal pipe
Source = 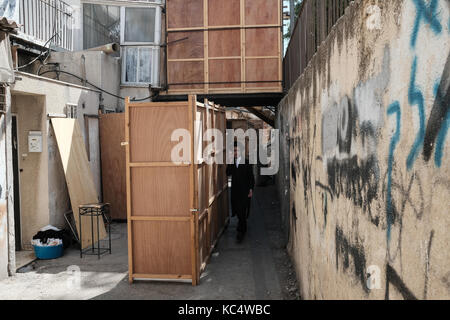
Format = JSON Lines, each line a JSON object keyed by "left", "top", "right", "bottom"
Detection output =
{"left": 84, "top": 43, "right": 119, "bottom": 54}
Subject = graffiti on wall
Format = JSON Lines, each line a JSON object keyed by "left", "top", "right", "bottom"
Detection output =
{"left": 285, "top": 0, "right": 450, "bottom": 299}
{"left": 318, "top": 47, "right": 391, "bottom": 227}
{"left": 423, "top": 53, "right": 450, "bottom": 167}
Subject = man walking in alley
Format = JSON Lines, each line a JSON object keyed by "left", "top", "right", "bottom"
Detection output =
{"left": 227, "top": 142, "right": 255, "bottom": 243}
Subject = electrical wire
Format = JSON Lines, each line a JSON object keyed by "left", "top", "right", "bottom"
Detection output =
{"left": 16, "top": 33, "right": 58, "bottom": 70}
{"left": 38, "top": 69, "right": 154, "bottom": 102}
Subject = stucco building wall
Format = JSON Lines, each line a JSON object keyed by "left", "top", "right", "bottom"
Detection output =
{"left": 10, "top": 73, "right": 101, "bottom": 250}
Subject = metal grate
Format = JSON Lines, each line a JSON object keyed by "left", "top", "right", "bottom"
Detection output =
{"left": 65, "top": 103, "right": 77, "bottom": 119}
{"left": 17, "top": 0, "right": 74, "bottom": 51}
{"left": 0, "top": 85, "right": 6, "bottom": 112}
{"left": 283, "top": 0, "right": 352, "bottom": 91}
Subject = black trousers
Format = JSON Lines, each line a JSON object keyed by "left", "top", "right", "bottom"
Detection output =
{"left": 233, "top": 197, "right": 251, "bottom": 234}
{"left": 237, "top": 209, "right": 247, "bottom": 234}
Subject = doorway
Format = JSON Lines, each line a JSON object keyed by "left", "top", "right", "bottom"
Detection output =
{"left": 11, "top": 115, "right": 21, "bottom": 251}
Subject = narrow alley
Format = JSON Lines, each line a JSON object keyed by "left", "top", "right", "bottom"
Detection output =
{"left": 0, "top": 184, "right": 299, "bottom": 300}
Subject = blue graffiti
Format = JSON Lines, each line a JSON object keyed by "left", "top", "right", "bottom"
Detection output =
{"left": 433, "top": 79, "right": 440, "bottom": 97}
{"left": 411, "top": 0, "right": 443, "bottom": 48}
{"left": 386, "top": 102, "right": 401, "bottom": 242}
{"left": 406, "top": 57, "right": 426, "bottom": 170}
{"left": 435, "top": 111, "right": 450, "bottom": 167}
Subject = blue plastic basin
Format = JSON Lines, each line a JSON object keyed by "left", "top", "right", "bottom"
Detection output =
{"left": 33, "top": 243, "right": 64, "bottom": 260}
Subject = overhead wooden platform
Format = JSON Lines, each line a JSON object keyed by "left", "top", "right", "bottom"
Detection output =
{"left": 165, "top": 0, "right": 283, "bottom": 95}
{"left": 153, "top": 92, "right": 284, "bottom": 108}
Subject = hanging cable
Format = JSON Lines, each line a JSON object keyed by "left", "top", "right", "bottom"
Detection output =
{"left": 17, "top": 6, "right": 59, "bottom": 70}
{"left": 38, "top": 69, "right": 154, "bottom": 102}
{"left": 16, "top": 33, "right": 59, "bottom": 70}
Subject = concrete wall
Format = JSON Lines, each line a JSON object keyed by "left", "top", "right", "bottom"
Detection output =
{"left": 0, "top": 85, "right": 12, "bottom": 280}
{"left": 47, "top": 51, "right": 121, "bottom": 112}
{"left": 275, "top": 104, "right": 290, "bottom": 245}
{"left": 11, "top": 95, "right": 48, "bottom": 250}
{"left": 10, "top": 73, "right": 101, "bottom": 250}
{"left": 277, "top": 0, "right": 450, "bottom": 299}
{"left": 0, "top": 112, "right": 8, "bottom": 278}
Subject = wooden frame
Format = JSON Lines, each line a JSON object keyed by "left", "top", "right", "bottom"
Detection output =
{"left": 99, "top": 113, "right": 127, "bottom": 220}
{"left": 126, "top": 95, "right": 229, "bottom": 285}
{"left": 165, "top": 0, "right": 282, "bottom": 95}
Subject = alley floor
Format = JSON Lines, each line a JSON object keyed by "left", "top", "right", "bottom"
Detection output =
{"left": 0, "top": 184, "right": 299, "bottom": 300}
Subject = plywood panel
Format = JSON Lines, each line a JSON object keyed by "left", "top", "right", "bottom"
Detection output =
{"left": 131, "top": 167, "right": 190, "bottom": 217}
{"left": 231, "top": 119, "right": 248, "bottom": 130}
{"left": 168, "top": 31, "right": 204, "bottom": 59}
{"left": 199, "top": 212, "right": 209, "bottom": 265}
{"left": 195, "top": 108, "right": 205, "bottom": 163}
{"left": 245, "top": 0, "right": 278, "bottom": 25}
{"left": 127, "top": 97, "right": 228, "bottom": 284}
{"left": 245, "top": 28, "right": 278, "bottom": 56}
{"left": 167, "top": 0, "right": 204, "bottom": 28}
{"left": 198, "top": 166, "right": 207, "bottom": 212}
{"left": 245, "top": 58, "right": 280, "bottom": 87}
{"left": 208, "top": 0, "right": 240, "bottom": 26}
{"left": 168, "top": 61, "right": 205, "bottom": 90}
{"left": 132, "top": 220, "right": 192, "bottom": 275}
{"left": 210, "top": 198, "right": 219, "bottom": 245}
{"left": 51, "top": 119, "right": 106, "bottom": 249}
{"left": 166, "top": 0, "right": 282, "bottom": 95}
{"left": 209, "top": 59, "right": 241, "bottom": 88}
{"left": 208, "top": 30, "right": 241, "bottom": 57}
{"left": 206, "top": 163, "right": 215, "bottom": 203}
{"left": 217, "top": 164, "right": 224, "bottom": 192}
{"left": 99, "top": 113, "right": 126, "bottom": 220}
{"left": 216, "top": 111, "right": 226, "bottom": 134}
{"left": 129, "top": 105, "right": 188, "bottom": 162}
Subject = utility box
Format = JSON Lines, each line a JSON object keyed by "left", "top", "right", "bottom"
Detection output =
{"left": 28, "top": 131, "right": 42, "bottom": 153}
{"left": 165, "top": 0, "right": 283, "bottom": 95}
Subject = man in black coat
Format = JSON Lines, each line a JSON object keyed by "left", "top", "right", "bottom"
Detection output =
{"left": 226, "top": 143, "right": 255, "bottom": 243}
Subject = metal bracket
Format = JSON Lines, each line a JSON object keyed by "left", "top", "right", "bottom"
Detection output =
{"left": 121, "top": 142, "right": 129, "bottom": 146}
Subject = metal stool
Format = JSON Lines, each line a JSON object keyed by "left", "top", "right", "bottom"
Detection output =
{"left": 79, "top": 203, "right": 112, "bottom": 259}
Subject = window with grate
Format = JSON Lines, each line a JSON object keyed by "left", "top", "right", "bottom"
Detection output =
{"left": 120, "top": 5, "right": 161, "bottom": 87}
{"left": 0, "top": 85, "right": 5, "bottom": 113}
{"left": 83, "top": 3, "right": 121, "bottom": 53}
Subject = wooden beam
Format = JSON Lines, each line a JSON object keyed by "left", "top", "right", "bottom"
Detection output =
{"left": 125, "top": 97, "right": 133, "bottom": 284}
{"left": 244, "top": 107, "right": 275, "bottom": 127}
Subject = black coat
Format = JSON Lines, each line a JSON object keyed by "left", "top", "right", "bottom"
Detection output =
{"left": 226, "top": 160, "right": 255, "bottom": 215}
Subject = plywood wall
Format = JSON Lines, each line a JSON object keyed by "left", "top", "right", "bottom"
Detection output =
{"left": 99, "top": 113, "right": 126, "bottom": 220}
{"left": 166, "top": 0, "right": 282, "bottom": 94}
{"left": 126, "top": 96, "right": 229, "bottom": 285}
